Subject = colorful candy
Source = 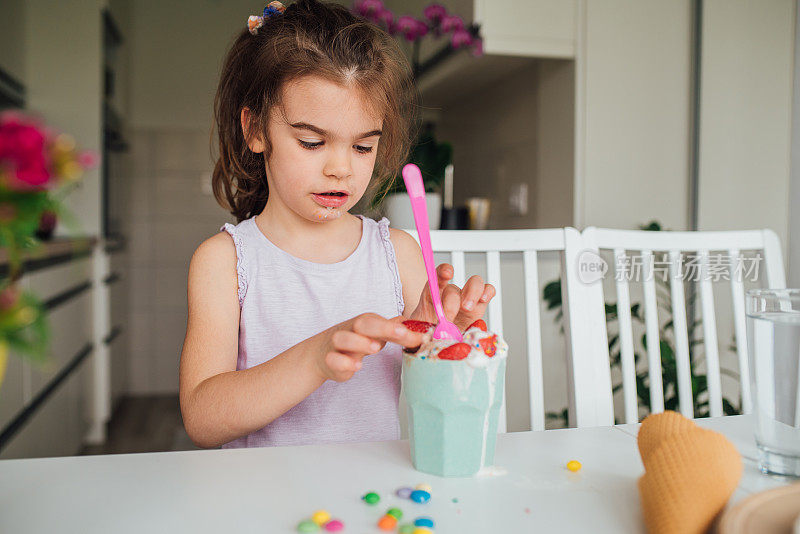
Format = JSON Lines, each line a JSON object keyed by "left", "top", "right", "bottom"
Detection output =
{"left": 567, "top": 460, "right": 582, "bottom": 472}
{"left": 414, "top": 517, "right": 435, "bottom": 528}
{"left": 377, "top": 514, "right": 398, "bottom": 530}
{"left": 412, "top": 528, "right": 433, "bottom": 534}
{"left": 386, "top": 507, "right": 403, "bottom": 520}
{"left": 311, "top": 510, "right": 330, "bottom": 525}
{"left": 324, "top": 519, "right": 344, "bottom": 532}
{"left": 362, "top": 491, "right": 380, "bottom": 505}
{"left": 396, "top": 487, "right": 413, "bottom": 499}
{"left": 398, "top": 526, "right": 415, "bottom": 534}
{"left": 414, "top": 483, "right": 432, "bottom": 492}
{"left": 296, "top": 519, "right": 319, "bottom": 532}
{"left": 410, "top": 490, "right": 431, "bottom": 503}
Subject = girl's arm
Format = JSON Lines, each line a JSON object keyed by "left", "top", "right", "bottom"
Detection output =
{"left": 179, "top": 233, "right": 424, "bottom": 448}
{"left": 389, "top": 228, "right": 496, "bottom": 327}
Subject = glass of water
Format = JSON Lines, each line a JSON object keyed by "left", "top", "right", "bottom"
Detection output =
{"left": 746, "top": 289, "right": 800, "bottom": 477}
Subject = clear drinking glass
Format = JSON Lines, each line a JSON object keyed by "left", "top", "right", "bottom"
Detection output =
{"left": 746, "top": 289, "right": 800, "bottom": 477}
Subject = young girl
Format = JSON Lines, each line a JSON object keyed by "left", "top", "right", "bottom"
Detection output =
{"left": 179, "top": 0, "right": 496, "bottom": 449}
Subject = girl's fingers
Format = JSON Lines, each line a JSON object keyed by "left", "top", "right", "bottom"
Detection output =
{"left": 480, "top": 284, "right": 496, "bottom": 303}
{"left": 460, "top": 275, "right": 485, "bottom": 312}
{"left": 436, "top": 263, "right": 453, "bottom": 293}
{"left": 352, "top": 313, "right": 423, "bottom": 348}
{"left": 332, "top": 330, "right": 383, "bottom": 355}
{"left": 453, "top": 283, "right": 497, "bottom": 330}
{"left": 324, "top": 351, "right": 360, "bottom": 379}
{"left": 469, "top": 284, "right": 495, "bottom": 318}
{"left": 441, "top": 284, "right": 462, "bottom": 321}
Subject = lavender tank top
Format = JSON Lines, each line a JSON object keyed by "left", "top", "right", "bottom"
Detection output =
{"left": 220, "top": 215, "right": 405, "bottom": 448}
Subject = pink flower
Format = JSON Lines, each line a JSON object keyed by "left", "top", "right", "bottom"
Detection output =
{"left": 440, "top": 14, "right": 464, "bottom": 33}
{"left": 354, "top": 0, "right": 383, "bottom": 18}
{"left": 451, "top": 28, "right": 473, "bottom": 48}
{"left": 415, "top": 19, "right": 429, "bottom": 38}
{"left": 376, "top": 7, "right": 394, "bottom": 30}
{"left": 423, "top": 4, "right": 447, "bottom": 25}
{"left": 78, "top": 150, "right": 99, "bottom": 169}
{"left": 397, "top": 15, "right": 423, "bottom": 41}
{"left": 0, "top": 114, "right": 54, "bottom": 190}
{"left": 12, "top": 161, "right": 51, "bottom": 189}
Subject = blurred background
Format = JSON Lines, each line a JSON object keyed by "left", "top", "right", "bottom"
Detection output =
{"left": 0, "top": 0, "right": 798, "bottom": 458}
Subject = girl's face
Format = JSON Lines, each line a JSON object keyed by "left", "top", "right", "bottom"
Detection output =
{"left": 256, "top": 75, "right": 383, "bottom": 223}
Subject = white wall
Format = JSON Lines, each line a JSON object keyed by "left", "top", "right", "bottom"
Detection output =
{"left": 697, "top": 0, "right": 794, "bottom": 256}
{"left": 579, "top": 0, "right": 693, "bottom": 231}
{"left": 25, "top": 0, "right": 103, "bottom": 237}
{"left": 0, "top": 0, "right": 26, "bottom": 84}
{"left": 125, "top": 0, "right": 256, "bottom": 393}
{"left": 791, "top": 0, "right": 800, "bottom": 287}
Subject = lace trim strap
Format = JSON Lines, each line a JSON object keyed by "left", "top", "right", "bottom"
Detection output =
{"left": 221, "top": 223, "right": 248, "bottom": 307}
{"left": 376, "top": 217, "right": 405, "bottom": 316}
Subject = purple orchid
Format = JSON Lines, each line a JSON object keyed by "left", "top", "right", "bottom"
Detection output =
{"left": 375, "top": 7, "right": 395, "bottom": 32}
{"left": 397, "top": 15, "right": 424, "bottom": 41}
{"left": 423, "top": 4, "right": 447, "bottom": 25}
{"left": 354, "top": 0, "right": 384, "bottom": 18}
{"left": 440, "top": 14, "right": 464, "bottom": 33}
{"left": 451, "top": 28, "right": 472, "bottom": 49}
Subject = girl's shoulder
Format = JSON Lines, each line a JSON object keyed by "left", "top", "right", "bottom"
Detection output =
{"left": 190, "top": 229, "right": 238, "bottom": 280}
{"left": 188, "top": 218, "right": 257, "bottom": 304}
{"left": 385, "top": 224, "right": 425, "bottom": 317}
{"left": 387, "top": 226, "right": 421, "bottom": 259}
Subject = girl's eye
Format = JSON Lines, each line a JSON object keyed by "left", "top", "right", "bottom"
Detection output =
{"left": 298, "top": 140, "right": 373, "bottom": 154}
{"left": 299, "top": 140, "right": 323, "bottom": 150}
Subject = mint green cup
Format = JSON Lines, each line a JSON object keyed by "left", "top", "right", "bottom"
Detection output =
{"left": 402, "top": 355, "right": 506, "bottom": 477}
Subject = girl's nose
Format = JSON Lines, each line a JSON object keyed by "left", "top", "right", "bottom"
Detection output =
{"left": 323, "top": 146, "right": 353, "bottom": 180}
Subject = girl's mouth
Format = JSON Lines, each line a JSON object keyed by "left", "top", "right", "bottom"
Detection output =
{"left": 312, "top": 191, "right": 349, "bottom": 208}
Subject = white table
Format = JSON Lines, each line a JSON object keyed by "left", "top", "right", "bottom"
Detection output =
{"left": 0, "top": 415, "right": 792, "bottom": 533}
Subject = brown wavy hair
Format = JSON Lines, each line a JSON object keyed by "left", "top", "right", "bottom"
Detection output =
{"left": 212, "top": 0, "right": 419, "bottom": 222}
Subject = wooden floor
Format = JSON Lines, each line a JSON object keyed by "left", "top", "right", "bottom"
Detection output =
{"left": 81, "top": 395, "right": 200, "bottom": 455}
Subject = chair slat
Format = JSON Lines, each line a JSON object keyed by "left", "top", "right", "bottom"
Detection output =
{"left": 641, "top": 250, "right": 664, "bottom": 413}
{"left": 698, "top": 250, "right": 723, "bottom": 417}
{"left": 762, "top": 230, "right": 787, "bottom": 290}
{"left": 523, "top": 250, "right": 545, "bottom": 431}
{"left": 486, "top": 251, "right": 506, "bottom": 432}
{"left": 729, "top": 249, "right": 752, "bottom": 413}
{"left": 613, "top": 249, "right": 638, "bottom": 424}
{"left": 450, "top": 251, "right": 466, "bottom": 288}
{"left": 669, "top": 250, "right": 694, "bottom": 417}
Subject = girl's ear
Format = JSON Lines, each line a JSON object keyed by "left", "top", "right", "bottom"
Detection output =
{"left": 241, "top": 107, "right": 266, "bottom": 153}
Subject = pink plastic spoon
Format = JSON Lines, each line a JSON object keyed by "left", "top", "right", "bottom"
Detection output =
{"left": 402, "top": 163, "right": 463, "bottom": 342}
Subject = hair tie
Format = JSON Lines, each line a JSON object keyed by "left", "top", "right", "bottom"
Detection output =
{"left": 248, "top": 1, "right": 286, "bottom": 35}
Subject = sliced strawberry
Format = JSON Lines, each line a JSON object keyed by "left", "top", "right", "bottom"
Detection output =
{"left": 402, "top": 320, "right": 435, "bottom": 333}
{"left": 467, "top": 319, "right": 487, "bottom": 332}
{"left": 478, "top": 335, "right": 498, "bottom": 357}
{"left": 438, "top": 343, "right": 472, "bottom": 360}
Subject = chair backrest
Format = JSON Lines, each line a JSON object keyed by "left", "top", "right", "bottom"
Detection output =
{"left": 406, "top": 228, "right": 573, "bottom": 432}
{"left": 570, "top": 227, "right": 786, "bottom": 426}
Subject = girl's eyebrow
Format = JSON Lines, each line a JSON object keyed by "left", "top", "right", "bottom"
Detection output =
{"left": 290, "top": 121, "right": 382, "bottom": 139}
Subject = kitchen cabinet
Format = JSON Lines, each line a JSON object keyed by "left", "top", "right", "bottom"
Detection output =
{"left": 0, "top": 244, "right": 95, "bottom": 460}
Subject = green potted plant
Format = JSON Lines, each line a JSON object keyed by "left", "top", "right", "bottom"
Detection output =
{"left": 374, "top": 123, "right": 452, "bottom": 229}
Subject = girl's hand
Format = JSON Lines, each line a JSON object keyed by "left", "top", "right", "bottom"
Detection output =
{"left": 410, "top": 263, "right": 496, "bottom": 331}
{"left": 318, "top": 314, "right": 426, "bottom": 382}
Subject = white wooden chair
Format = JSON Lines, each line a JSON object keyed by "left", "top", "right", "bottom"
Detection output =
{"left": 406, "top": 228, "right": 583, "bottom": 432}
{"left": 569, "top": 227, "right": 787, "bottom": 426}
